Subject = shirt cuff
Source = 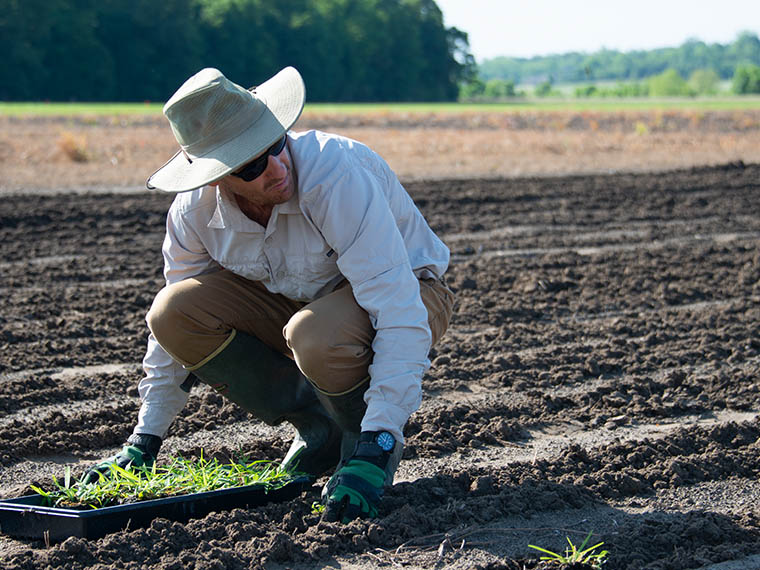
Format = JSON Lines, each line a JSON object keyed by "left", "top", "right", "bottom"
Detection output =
{"left": 135, "top": 398, "right": 188, "bottom": 439}
{"left": 360, "top": 401, "right": 411, "bottom": 444}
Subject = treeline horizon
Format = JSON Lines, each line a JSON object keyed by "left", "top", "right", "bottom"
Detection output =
{"left": 478, "top": 32, "right": 760, "bottom": 86}
{"left": 1, "top": 0, "right": 474, "bottom": 103}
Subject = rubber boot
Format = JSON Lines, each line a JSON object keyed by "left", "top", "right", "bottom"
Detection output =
{"left": 187, "top": 330, "right": 342, "bottom": 480}
{"left": 313, "top": 378, "right": 403, "bottom": 486}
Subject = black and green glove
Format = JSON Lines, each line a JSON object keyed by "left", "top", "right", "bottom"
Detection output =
{"left": 82, "top": 433, "right": 162, "bottom": 484}
{"left": 323, "top": 431, "right": 397, "bottom": 523}
{"left": 323, "top": 459, "right": 386, "bottom": 522}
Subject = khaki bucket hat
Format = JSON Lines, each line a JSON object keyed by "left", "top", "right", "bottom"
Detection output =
{"left": 146, "top": 66, "right": 305, "bottom": 193}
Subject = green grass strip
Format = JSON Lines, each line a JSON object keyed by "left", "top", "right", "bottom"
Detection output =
{"left": 0, "top": 102, "right": 164, "bottom": 116}
{"left": 2, "top": 97, "right": 760, "bottom": 117}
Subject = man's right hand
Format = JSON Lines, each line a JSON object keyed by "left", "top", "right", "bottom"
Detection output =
{"left": 82, "top": 433, "right": 162, "bottom": 484}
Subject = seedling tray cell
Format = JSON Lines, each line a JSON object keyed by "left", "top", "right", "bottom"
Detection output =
{"left": 0, "top": 476, "right": 310, "bottom": 542}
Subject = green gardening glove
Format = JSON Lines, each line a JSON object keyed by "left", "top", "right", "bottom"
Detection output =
{"left": 322, "top": 430, "right": 399, "bottom": 523}
{"left": 82, "top": 434, "right": 161, "bottom": 484}
{"left": 323, "top": 459, "right": 386, "bottom": 522}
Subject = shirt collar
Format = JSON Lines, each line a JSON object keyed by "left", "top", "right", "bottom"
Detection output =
{"left": 278, "top": 186, "right": 302, "bottom": 214}
{"left": 207, "top": 184, "right": 301, "bottom": 230}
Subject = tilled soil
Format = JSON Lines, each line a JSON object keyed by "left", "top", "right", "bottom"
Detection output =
{"left": 1, "top": 162, "right": 760, "bottom": 569}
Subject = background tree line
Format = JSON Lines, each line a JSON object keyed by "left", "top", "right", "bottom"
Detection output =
{"left": 463, "top": 63, "right": 760, "bottom": 100}
{"left": 0, "top": 0, "right": 474, "bottom": 102}
{"left": 479, "top": 32, "right": 760, "bottom": 84}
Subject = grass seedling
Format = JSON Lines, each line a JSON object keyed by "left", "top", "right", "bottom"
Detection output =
{"left": 528, "top": 531, "right": 609, "bottom": 568}
{"left": 31, "top": 454, "right": 298, "bottom": 509}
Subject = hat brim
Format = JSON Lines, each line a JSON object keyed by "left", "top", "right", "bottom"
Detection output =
{"left": 147, "top": 67, "right": 305, "bottom": 193}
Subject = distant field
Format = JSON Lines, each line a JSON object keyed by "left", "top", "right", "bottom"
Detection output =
{"left": 545, "top": 79, "right": 737, "bottom": 97}
{"left": 309, "top": 97, "right": 760, "bottom": 113}
{"left": 2, "top": 97, "right": 760, "bottom": 116}
{"left": 0, "top": 102, "right": 164, "bottom": 116}
{"left": 2, "top": 101, "right": 759, "bottom": 189}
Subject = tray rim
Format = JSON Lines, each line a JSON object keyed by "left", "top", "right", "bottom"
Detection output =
{"left": 0, "top": 475, "right": 312, "bottom": 519}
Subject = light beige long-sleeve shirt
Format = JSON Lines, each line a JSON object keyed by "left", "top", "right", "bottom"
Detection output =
{"left": 136, "top": 130, "right": 450, "bottom": 442}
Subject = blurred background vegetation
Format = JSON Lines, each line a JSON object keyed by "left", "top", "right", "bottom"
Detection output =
{"left": 468, "top": 32, "right": 760, "bottom": 100}
{"left": 1, "top": 0, "right": 758, "bottom": 103}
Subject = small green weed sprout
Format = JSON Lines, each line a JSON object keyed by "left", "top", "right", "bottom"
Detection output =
{"left": 31, "top": 455, "right": 298, "bottom": 509}
{"left": 528, "top": 531, "right": 609, "bottom": 568}
{"left": 310, "top": 501, "right": 326, "bottom": 515}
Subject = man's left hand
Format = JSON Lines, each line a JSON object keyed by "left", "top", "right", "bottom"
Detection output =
{"left": 81, "top": 434, "right": 162, "bottom": 484}
{"left": 323, "top": 458, "right": 386, "bottom": 523}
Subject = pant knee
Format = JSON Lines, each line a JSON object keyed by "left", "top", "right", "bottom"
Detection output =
{"left": 284, "top": 309, "right": 371, "bottom": 392}
{"left": 146, "top": 284, "right": 180, "bottom": 346}
{"left": 146, "top": 279, "right": 218, "bottom": 357}
{"left": 284, "top": 310, "right": 325, "bottom": 370}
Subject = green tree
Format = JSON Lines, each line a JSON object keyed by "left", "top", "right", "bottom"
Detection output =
{"left": 0, "top": 0, "right": 471, "bottom": 102}
{"left": 477, "top": 32, "right": 760, "bottom": 86}
{"left": 42, "top": 0, "right": 115, "bottom": 100}
{"left": 459, "top": 78, "right": 485, "bottom": 99}
{"left": 0, "top": 0, "right": 60, "bottom": 99}
{"left": 483, "top": 78, "right": 515, "bottom": 99}
{"left": 673, "top": 39, "right": 713, "bottom": 75}
{"left": 405, "top": 0, "right": 474, "bottom": 101}
{"left": 197, "top": 0, "right": 281, "bottom": 91}
{"left": 447, "top": 26, "right": 477, "bottom": 93}
{"left": 574, "top": 85, "right": 597, "bottom": 98}
{"left": 648, "top": 68, "right": 693, "bottom": 96}
{"left": 729, "top": 31, "right": 760, "bottom": 65}
{"left": 688, "top": 68, "right": 720, "bottom": 95}
{"left": 732, "top": 64, "right": 760, "bottom": 94}
{"left": 534, "top": 78, "right": 557, "bottom": 97}
{"left": 96, "top": 0, "right": 205, "bottom": 102}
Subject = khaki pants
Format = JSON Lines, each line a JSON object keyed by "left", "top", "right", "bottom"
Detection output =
{"left": 146, "top": 269, "right": 455, "bottom": 392}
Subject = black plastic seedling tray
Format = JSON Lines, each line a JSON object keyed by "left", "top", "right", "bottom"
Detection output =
{"left": 0, "top": 476, "right": 311, "bottom": 542}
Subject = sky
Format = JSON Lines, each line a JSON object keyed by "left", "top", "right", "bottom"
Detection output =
{"left": 434, "top": 0, "right": 760, "bottom": 61}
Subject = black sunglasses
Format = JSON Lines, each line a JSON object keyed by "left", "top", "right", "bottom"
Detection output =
{"left": 230, "top": 136, "right": 287, "bottom": 181}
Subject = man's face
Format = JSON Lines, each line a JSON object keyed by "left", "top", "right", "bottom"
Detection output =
{"left": 216, "top": 143, "right": 295, "bottom": 207}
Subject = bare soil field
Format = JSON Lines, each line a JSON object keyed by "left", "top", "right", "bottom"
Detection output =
{"left": 2, "top": 109, "right": 760, "bottom": 189}
{"left": 1, "top": 112, "right": 760, "bottom": 569}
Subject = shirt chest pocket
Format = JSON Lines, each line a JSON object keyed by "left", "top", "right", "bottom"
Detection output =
{"left": 271, "top": 237, "right": 337, "bottom": 282}
{"left": 213, "top": 234, "right": 271, "bottom": 281}
{"left": 299, "top": 246, "right": 339, "bottom": 281}
{"left": 272, "top": 216, "right": 339, "bottom": 283}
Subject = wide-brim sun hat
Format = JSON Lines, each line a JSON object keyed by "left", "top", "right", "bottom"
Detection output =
{"left": 146, "top": 66, "right": 305, "bottom": 193}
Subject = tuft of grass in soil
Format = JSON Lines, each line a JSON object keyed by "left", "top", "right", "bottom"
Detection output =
{"left": 528, "top": 531, "right": 609, "bottom": 568}
{"left": 31, "top": 454, "right": 299, "bottom": 509}
{"left": 57, "top": 131, "right": 90, "bottom": 162}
